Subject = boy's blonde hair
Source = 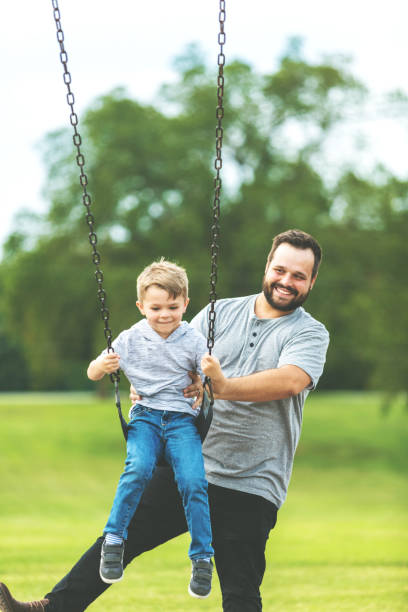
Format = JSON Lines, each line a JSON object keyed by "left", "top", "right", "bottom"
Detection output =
{"left": 137, "top": 258, "right": 189, "bottom": 302}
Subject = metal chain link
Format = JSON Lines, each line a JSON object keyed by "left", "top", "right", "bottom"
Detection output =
{"left": 207, "top": 0, "right": 226, "bottom": 355}
{"left": 50, "top": 1, "right": 120, "bottom": 388}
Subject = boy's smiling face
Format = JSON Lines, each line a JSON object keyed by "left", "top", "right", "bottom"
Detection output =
{"left": 136, "top": 284, "right": 189, "bottom": 339}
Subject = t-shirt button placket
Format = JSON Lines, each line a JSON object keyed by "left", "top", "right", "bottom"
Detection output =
{"left": 249, "top": 331, "right": 257, "bottom": 348}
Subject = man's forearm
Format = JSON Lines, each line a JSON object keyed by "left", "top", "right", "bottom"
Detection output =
{"left": 214, "top": 365, "right": 311, "bottom": 402}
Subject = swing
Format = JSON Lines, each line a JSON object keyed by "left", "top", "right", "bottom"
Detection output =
{"left": 50, "top": 0, "right": 226, "bottom": 442}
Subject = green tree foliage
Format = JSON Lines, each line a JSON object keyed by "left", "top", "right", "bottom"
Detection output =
{"left": 1, "top": 42, "right": 407, "bottom": 397}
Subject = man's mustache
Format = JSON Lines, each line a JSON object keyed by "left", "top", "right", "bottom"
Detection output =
{"left": 270, "top": 282, "right": 298, "bottom": 296}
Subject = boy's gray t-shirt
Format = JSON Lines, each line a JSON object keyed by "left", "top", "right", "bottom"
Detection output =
{"left": 102, "top": 319, "right": 207, "bottom": 416}
{"left": 191, "top": 294, "right": 330, "bottom": 508}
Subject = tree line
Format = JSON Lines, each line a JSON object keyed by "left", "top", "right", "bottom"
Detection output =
{"left": 1, "top": 42, "right": 407, "bottom": 402}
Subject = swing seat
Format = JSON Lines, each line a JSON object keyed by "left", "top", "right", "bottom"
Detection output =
{"left": 195, "top": 377, "right": 214, "bottom": 442}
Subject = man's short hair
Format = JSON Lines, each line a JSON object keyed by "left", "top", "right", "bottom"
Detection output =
{"left": 137, "top": 258, "right": 189, "bottom": 302}
{"left": 266, "top": 229, "right": 322, "bottom": 278}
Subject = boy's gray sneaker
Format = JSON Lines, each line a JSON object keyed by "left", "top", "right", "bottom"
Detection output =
{"left": 99, "top": 539, "right": 124, "bottom": 584}
{"left": 188, "top": 559, "right": 213, "bottom": 599}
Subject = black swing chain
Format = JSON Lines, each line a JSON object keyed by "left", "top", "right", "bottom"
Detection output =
{"left": 202, "top": 0, "right": 226, "bottom": 409}
{"left": 207, "top": 0, "right": 226, "bottom": 356}
{"left": 51, "top": 1, "right": 119, "bottom": 380}
{"left": 51, "top": 0, "right": 224, "bottom": 422}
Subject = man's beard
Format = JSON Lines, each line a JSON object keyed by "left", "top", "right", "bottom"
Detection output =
{"left": 262, "top": 280, "right": 311, "bottom": 312}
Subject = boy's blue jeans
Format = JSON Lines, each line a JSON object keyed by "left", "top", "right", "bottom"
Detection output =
{"left": 104, "top": 404, "right": 214, "bottom": 560}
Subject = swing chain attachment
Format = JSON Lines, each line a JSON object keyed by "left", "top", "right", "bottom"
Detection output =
{"left": 50, "top": 0, "right": 119, "bottom": 388}
{"left": 207, "top": 0, "right": 226, "bottom": 356}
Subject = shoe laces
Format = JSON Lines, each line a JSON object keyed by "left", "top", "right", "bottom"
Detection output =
{"left": 29, "top": 600, "right": 49, "bottom": 610}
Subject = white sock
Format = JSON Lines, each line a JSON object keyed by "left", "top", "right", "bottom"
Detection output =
{"left": 105, "top": 533, "right": 124, "bottom": 546}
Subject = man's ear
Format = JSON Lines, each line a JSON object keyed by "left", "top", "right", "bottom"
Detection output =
{"left": 310, "top": 274, "right": 318, "bottom": 290}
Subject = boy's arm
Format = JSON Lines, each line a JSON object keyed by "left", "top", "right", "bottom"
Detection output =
{"left": 87, "top": 352, "right": 120, "bottom": 381}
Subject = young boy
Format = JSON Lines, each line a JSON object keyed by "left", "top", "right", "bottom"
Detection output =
{"left": 87, "top": 259, "right": 214, "bottom": 599}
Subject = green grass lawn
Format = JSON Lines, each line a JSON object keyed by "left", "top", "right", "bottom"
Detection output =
{"left": 0, "top": 391, "right": 407, "bottom": 610}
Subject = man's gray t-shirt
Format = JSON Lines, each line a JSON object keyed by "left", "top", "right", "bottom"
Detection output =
{"left": 191, "top": 294, "right": 330, "bottom": 508}
{"left": 102, "top": 319, "right": 207, "bottom": 416}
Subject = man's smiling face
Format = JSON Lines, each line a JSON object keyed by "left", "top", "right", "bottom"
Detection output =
{"left": 262, "top": 243, "right": 316, "bottom": 313}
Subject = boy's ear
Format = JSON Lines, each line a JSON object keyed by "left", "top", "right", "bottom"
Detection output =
{"left": 183, "top": 297, "right": 190, "bottom": 312}
{"left": 136, "top": 300, "right": 145, "bottom": 315}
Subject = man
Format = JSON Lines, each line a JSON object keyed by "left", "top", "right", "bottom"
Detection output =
{"left": 0, "top": 229, "right": 329, "bottom": 612}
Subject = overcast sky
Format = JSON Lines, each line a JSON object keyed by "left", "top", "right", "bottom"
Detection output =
{"left": 2, "top": 1, "right": 408, "bottom": 254}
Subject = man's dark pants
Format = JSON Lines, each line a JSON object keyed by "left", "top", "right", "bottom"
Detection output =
{"left": 45, "top": 467, "right": 277, "bottom": 612}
